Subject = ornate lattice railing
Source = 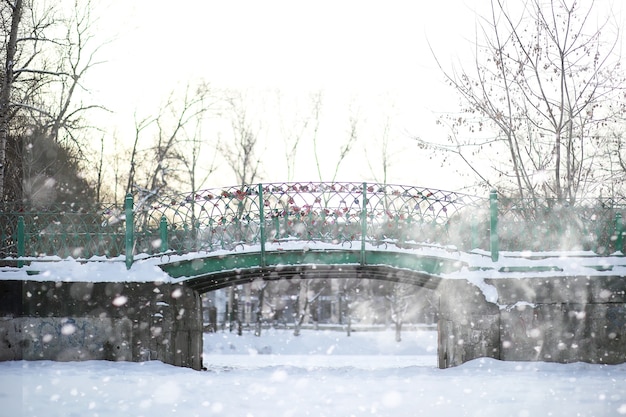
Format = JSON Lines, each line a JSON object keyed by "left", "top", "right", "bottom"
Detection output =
{"left": 134, "top": 182, "right": 486, "bottom": 255}
{"left": 497, "top": 196, "right": 626, "bottom": 254}
{"left": 0, "top": 202, "right": 126, "bottom": 262}
{"left": 3, "top": 183, "right": 626, "bottom": 269}
{"left": 2, "top": 182, "right": 485, "bottom": 268}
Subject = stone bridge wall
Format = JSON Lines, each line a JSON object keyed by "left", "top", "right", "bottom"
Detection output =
{"left": 437, "top": 279, "right": 500, "bottom": 368}
{"left": 3, "top": 272, "right": 625, "bottom": 371}
{"left": 493, "top": 276, "right": 626, "bottom": 364}
{"left": 438, "top": 275, "right": 626, "bottom": 368}
{"left": 0, "top": 280, "right": 202, "bottom": 370}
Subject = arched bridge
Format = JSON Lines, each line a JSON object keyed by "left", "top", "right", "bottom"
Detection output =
{"left": 7, "top": 180, "right": 624, "bottom": 273}
{"left": 3, "top": 182, "right": 626, "bottom": 371}
{"left": 158, "top": 244, "right": 464, "bottom": 293}
{"left": 140, "top": 182, "right": 485, "bottom": 291}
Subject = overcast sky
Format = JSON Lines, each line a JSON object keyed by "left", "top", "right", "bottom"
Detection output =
{"left": 95, "top": 1, "right": 465, "bottom": 97}
{"left": 86, "top": 0, "right": 625, "bottom": 191}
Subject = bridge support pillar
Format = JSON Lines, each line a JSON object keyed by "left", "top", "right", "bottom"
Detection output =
{"left": 0, "top": 280, "right": 203, "bottom": 371}
{"left": 491, "top": 275, "right": 626, "bottom": 365}
{"left": 437, "top": 279, "right": 500, "bottom": 369}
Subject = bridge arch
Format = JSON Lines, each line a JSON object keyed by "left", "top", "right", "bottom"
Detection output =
{"left": 158, "top": 245, "right": 499, "bottom": 370}
{"left": 159, "top": 246, "right": 462, "bottom": 293}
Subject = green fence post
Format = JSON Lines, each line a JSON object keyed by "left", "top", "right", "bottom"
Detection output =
{"left": 615, "top": 212, "right": 623, "bottom": 253}
{"left": 160, "top": 216, "right": 168, "bottom": 252}
{"left": 17, "top": 216, "right": 25, "bottom": 268}
{"left": 490, "top": 190, "right": 499, "bottom": 262}
{"left": 125, "top": 193, "right": 134, "bottom": 269}
{"left": 258, "top": 183, "right": 266, "bottom": 267}
{"left": 361, "top": 182, "right": 367, "bottom": 266}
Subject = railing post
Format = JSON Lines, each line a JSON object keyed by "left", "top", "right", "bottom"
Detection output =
{"left": 17, "top": 216, "right": 25, "bottom": 268}
{"left": 160, "top": 216, "right": 168, "bottom": 252}
{"left": 490, "top": 190, "right": 499, "bottom": 262}
{"left": 125, "top": 193, "right": 134, "bottom": 269}
{"left": 258, "top": 183, "right": 266, "bottom": 267}
{"left": 615, "top": 212, "right": 623, "bottom": 253}
{"left": 361, "top": 182, "right": 367, "bottom": 266}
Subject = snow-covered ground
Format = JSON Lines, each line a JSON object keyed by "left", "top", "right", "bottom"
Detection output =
{"left": 2, "top": 328, "right": 626, "bottom": 417}
{"left": 2, "top": 243, "right": 626, "bottom": 416}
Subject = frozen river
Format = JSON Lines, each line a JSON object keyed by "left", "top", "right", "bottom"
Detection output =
{"left": 2, "top": 329, "right": 626, "bottom": 416}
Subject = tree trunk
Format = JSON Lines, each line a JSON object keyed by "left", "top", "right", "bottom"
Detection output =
{"left": 395, "top": 321, "right": 402, "bottom": 342}
{"left": 345, "top": 299, "right": 352, "bottom": 337}
{"left": 254, "top": 283, "right": 266, "bottom": 337}
{"left": 0, "top": 0, "right": 23, "bottom": 201}
{"left": 228, "top": 286, "right": 241, "bottom": 335}
{"left": 293, "top": 280, "right": 309, "bottom": 337}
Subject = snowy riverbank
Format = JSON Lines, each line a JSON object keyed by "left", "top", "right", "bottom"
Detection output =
{"left": 2, "top": 328, "right": 626, "bottom": 416}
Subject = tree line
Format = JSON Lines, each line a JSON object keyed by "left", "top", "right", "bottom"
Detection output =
{"left": 2, "top": 0, "right": 626, "bottom": 208}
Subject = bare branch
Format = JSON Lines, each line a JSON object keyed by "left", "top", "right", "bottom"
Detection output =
{"left": 431, "top": 0, "right": 625, "bottom": 202}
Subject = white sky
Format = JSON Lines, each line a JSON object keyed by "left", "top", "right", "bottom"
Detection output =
{"left": 95, "top": 1, "right": 468, "bottom": 99}
{"left": 84, "top": 0, "right": 624, "bottom": 192}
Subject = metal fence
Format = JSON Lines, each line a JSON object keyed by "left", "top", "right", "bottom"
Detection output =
{"left": 0, "top": 201, "right": 127, "bottom": 264}
{"left": 496, "top": 194, "right": 626, "bottom": 255}
{"left": 1, "top": 182, "right": 484, "bottom": 267}
{"left": 2, "top": 183, "right": 625, "bottom": 269}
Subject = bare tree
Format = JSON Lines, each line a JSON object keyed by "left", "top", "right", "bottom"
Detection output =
{"left": 387, "top": 282, "right": 412, "bottom": 342}
{"left": 173, "top": 112, "right": 217, "bottom": 195}
{"left": 216, "top": 91, "right": 266, "bottom": 335}
{"left": 366, "top": 112, "right": 395, "bottom": 185}
{"left": 328, "top": 277, "right": 362, "bottom": 337}
{"left": 125, "top": 113, "right": 154, "bottom": 197}
{"left": 292, "top": 279, "right": 326, "bottom": 337}
{"left": 124, "top": 82, "right": 213, "bottom": 203}
{"left": 218, "top": 91, "right": 264, "bottom": 187}
{"left": 0, "top": 0, "right": 23, "bottom": 200}
{"left": 307, "top": 91, "right": 324, "bottom": 182}
{"left": 331, "top": 105, "right": 359, "bottom": 183}
{"left": 45, "top": 0, "right": 108, "bottom": 149}
{"left": 428, "top": 0, "right": 625, "bottom": 204}
{"left": 276, "top": 91, "right": 313, "bottom": 182}
{"left": 0, "top": 0, "right": 106, "bottom": 202}
{"left": 253, "top": 279, "right": 267, "bottom": 337}
{"left": 311, "top": 94, "right": 359, "bottom": 183}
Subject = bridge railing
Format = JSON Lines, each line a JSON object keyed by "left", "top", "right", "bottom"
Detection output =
{"left": 3, "top": 183, "right": 626, "bottom": 269}
{"left": 0, "top": 182, "right": 487, "bottom": 268}
{"left": 133, "top": 182, "right": 487, "bottom": 257}
{"left": 495, "top": 194, "right": 626, "bottom": 256}
{"left": 0, "top": 201, "right": 127, "bottom": 267}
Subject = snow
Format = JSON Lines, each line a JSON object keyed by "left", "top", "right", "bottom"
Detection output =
{"left": 1, "top": 329, "right": 625, "bottom": 417}
{"left": 3, "top": 240, "right": 626, "bottom": 311}
{"left": 3, "top": 240, "right": 626, "bottom": 285}
{"left": 2, "top": 243, "right": 626, "bottom": 415}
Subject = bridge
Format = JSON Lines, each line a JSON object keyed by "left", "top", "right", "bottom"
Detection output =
{"left": 2, "top": 182, "right": 626, "bottom": 370}
{"left": 160, "top": 242, "right": 463, "bottom": 292}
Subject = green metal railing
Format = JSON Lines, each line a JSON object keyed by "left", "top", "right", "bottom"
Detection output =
{"left": 495, "top": 194, "right": 626, "bottom": 255}
{"left": 130, "top": 182, "right": 484, "bottom": 265}
{"left": 2, "top": 182, "right": 626, "bottom": 270}
{"left": 1, "top": 200, "right": 127, "bottom": 261}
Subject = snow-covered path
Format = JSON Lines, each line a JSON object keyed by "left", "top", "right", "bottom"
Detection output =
{"left": 2, "top": 329, "right": 626, "bottom": 417}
